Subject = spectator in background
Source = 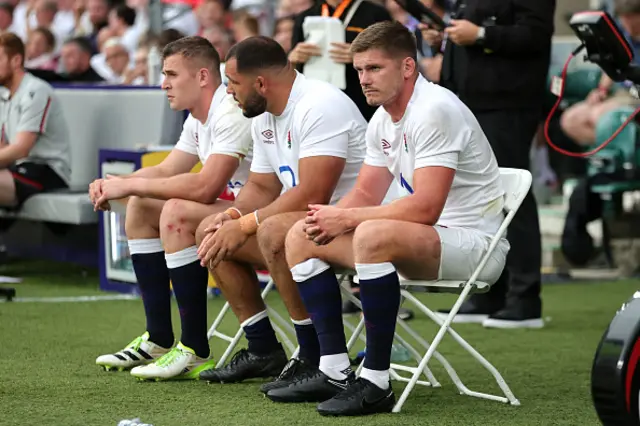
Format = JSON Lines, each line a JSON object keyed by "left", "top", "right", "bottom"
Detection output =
{"left": 231, "top": 10, "right": 259, "bottom": 41}
{"left": 122, "top": 43, "right": 147, "bottom": 84}
{"left": 276, "top": 0, "right": 313, "bottom": 18}
{"left": 157, "top": 28, "right": 186, "bottom": 49}
{"left": 74, "top": 0, "right": 110, "bottom": 53}
{"left": 27, "top": 36, "right": 105, "bottom": 82}
{"left": 196, "top": 0, "right": 227, "bottom": 34}
{"left": 0, "top": 3, "right": 14, "bottom": 34}
{"left": 273, "top": 16, "right": 294, "bottom": 53}
{"left": 0, "top": 33, "right": 70, "bottom": 207}
{"left": 416, "top": 0, "right": 448, "bottom": 82}
{"left": 423, "top": 0, "right": 555, "bottom": 329}
{"left": 290, "top": 0, "right": 392, "bottom": 122}
{"left": 27, "top": 0, "right": 60, "bottom": 50}
{"left": 201, "top": 25, "right": 231, "bottom": 59}
{"left": 102, "top": 37, "right": 130, "bottom": 83}
{"left": 25, "top": 26, "right": 56, "bottom": 70}
{"left": 561, "top": 0, "right": 640, "bottom": 147}
{"left": 51, "top": 0, "right": 77, "bottom": 41}
{"left": 107, "top": 4, "right": 138, "bottom": 54}
{"left": 59, "top": 36, "right": 103, "bottom": 81}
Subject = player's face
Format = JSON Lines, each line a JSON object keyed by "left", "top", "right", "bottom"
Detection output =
{"left": 224, "top": 58, "right": 267, "bottom": 118}
{"left": 354, "top": 48, "right": 411, "bottom": 107}
{"left": 0, "top": 47, "right": 17, "bottom": 88}
{"left": 161, "top": 54, "right": 201, "bottom": 111}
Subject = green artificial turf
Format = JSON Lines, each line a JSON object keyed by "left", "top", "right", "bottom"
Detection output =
{"left": 0, "top": 260, "right": 635, "bottom": 426}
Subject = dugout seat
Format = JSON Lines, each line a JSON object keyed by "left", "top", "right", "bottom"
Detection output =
{"left": 0, "top": 87, "right": 183, "bottom": 225}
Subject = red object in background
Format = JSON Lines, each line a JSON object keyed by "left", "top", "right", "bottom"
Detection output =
{"left": 162, "top": 0, "right": 204, "bottom": 8}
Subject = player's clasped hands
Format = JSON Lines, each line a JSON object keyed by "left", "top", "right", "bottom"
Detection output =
{"left": 88, "top": 178, "right": 111, "bottom": 212}
{"left": 303, "top": 204, "right": 351, "bottom": 246}
{"left": 197, "top": 215, "right": 247, "bottom": 269}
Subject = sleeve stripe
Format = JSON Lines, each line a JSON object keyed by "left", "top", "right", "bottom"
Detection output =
{"left": 39, "top": 97, "right": 52, "bottom": 133}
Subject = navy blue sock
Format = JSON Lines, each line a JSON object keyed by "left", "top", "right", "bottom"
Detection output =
{"left": 130, "top": 242, "right": 174, "bottom": 348}
{"left": 357, "top": 263, "right": 400, "bottom": 371}
{"left": 242, "top": 313, "right": 281, "bottom": 355}
{"left": 292, "top": 319, "right": 320, "bottom": 365}
{"left": 293, "top": 262, "right": 346, "bottom": 356}
{"left": 166, "top": 247, "right": 210, "bottom": 358}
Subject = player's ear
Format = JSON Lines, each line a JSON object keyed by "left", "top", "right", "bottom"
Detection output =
{"left": 403, "top": 57, "right": 415, "bottom": 79}
{"left": 255, "top": 75, "right": 266, "bottom": 94}
{"left": 198, "top": 68, "right": 209, "bottom": 86}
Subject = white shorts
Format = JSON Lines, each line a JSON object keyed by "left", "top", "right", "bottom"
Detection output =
{"left": 434, "top": 226, "right": 510, "bottom": 285}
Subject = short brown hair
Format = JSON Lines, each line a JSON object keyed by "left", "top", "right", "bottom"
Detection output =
{"left": 0, "top": 32, "right": 25, "bottom": 66}
{"left": 615, "top": 0, "right": 640, "bottom": 15}
{"left": 350, "top": 20, "right": 417, "bottom": 62}
{"left": 162, "top": 35, "right": 221, "bottom": 75}
{"left": 32, "top": 27, "right": 56, "bottom": 52}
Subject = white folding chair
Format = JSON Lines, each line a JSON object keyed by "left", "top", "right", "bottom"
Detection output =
{"left": 207, "top": 274, "right": 299, "bottom": 367}
{"left": 345, "top": 167, "right": 531, "bottom": 413}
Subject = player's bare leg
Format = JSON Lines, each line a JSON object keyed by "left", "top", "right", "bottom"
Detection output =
{"left": 96, "top": 197, "right": 171, "bottom": 372}
{"left": 196, "top": 212, "right": 316, "bottom": 384}
{"left": 266, "top": 219, "right": 441, "bottom": 407}
{"left": 129, "top": 199, "right": 229, "bottom": 381}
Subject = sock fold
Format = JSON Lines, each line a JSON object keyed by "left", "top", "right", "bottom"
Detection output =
{"left": 129, "top": 239, "right": 173, "bottom": 348}
{"left": 356, "top": 262, "right": 400, "bottom": 372}
{"left": 166, "top": 246, "right": 210, "bottom": 358}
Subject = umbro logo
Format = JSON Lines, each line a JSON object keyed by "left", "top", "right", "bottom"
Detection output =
{"left": 381, "top": 139, "right": 391, "bottom": 156}
{"left": 262, "top": 129, "right": 275, "bottom": 144}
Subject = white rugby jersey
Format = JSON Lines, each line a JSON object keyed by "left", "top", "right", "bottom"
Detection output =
{"left": 250, "top": 72, "right": 366, "bottom": 204}
{"left": 365, "top": 75, "right": 504, "bottom": 234}
{"left": 175, "top": 84, "right": 253, "bottom": 194}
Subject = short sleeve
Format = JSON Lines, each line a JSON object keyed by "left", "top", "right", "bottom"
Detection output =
{"left": 174, "top": 115, "right": 198, "bottom": 156}
{"left": 413, "top": 109, "right": 463, "bottom": 171}
{"left": 296, "top": 95, "right": 352, "bottom": 160}
{"left": 249, "top": 121, "right": 274, "bottom": 174}
{"left": 363, "top": 119, "right": 387, "bottom": 167}
{"left": 16, "top": 87, "right": 54, "bottom": 134}
{"left": 211, "top": 105, "right": 252, "bottom": 158}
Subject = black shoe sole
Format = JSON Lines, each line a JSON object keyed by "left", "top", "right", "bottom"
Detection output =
{"left": 267, "top": 391, "right": 339, "bottom": 404}
{"left": 317, "top": 399, "right": 395, "bottom": 417}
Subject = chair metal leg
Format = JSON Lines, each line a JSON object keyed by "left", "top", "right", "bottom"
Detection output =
{"left": 208, "top": 280, "right": 298, "bottom": 366}
{"left": 392, "top": 286, "right": 520, "bottom": 413}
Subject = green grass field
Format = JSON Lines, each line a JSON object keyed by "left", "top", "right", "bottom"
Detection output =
{"left": 0, "top": 260, "right": 634, "bottom": 426}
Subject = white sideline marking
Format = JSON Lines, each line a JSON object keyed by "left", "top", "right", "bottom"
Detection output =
{"left": 1, "top": 294, "right": 139, "bottom": 303}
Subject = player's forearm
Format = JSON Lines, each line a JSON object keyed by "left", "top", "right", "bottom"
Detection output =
{"left": 257, "top": 186, "right": 330, "bottom": 222}
{"left": 0, "top": 144, "right": 30, "bottom": 168}
{"left": 129, "top": 173, "right": 227, "bottom": 204}
{"left": 343, "top": 196, "right": 440, "bottom": 228}
{"left": 124, "top": 164, "right": 174, "bottom": 179}
{"left": 233, "top": 181, "right": 280, "bottom": 215}
{"left": 336, "top": 187, "right": 380, "bottom": 209}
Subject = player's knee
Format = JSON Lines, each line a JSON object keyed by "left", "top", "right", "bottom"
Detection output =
{"left": 285, "top": 220, "right": 308, "bottom": 267}
{"left": 124, "top": 196, "right": 152, "bottom": 236}
{"left": 352, "top": 220, "right": 392, "bottom": 261}
{"left": 256, "top": 215, "right": 288, "bottom": 260}
{"left": 159, "top": 199, "right": 192, "bottom": 237}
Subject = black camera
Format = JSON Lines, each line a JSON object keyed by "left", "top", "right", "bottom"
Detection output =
{"left": 569, "top": 11, "right": 639, "bottom": 84}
